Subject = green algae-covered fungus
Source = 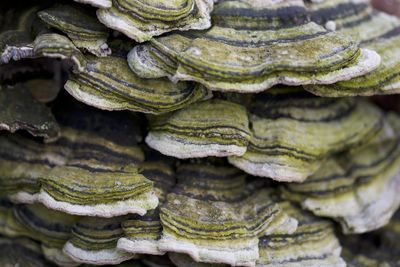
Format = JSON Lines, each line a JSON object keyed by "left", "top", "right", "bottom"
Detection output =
{"left": 128, "top": 0, "right": 380, "bottom": 93}
{"left": 257, "top": 201, "right": 345, "bottom": 267}
{"left": 146, "top": 99, "right": 250, "bottom": 158}
{"left": 64, "top": 216, "right": 136, "bottom": 265}
{"left": 118, "top": 153, "right": 176, "bottom": 256}
{"left": 0, "top": 131, "right": 158, "bottom": 217}
{"left": 305, "top": 0, "right": 400, "bottom": 96}
{"left": 65, "top": 55, "right": 210, "bottom": 114}
{"left": 0, "top": 102, "right": 159, "bottom": 217}
{"left": 38, "top": 4, "right": 111, "bottom": 57}
{"left": 282, "top": 113, "right": 400, "bottom": 233}
{"left": 9, "top": 204, "right": 80, "bottom": 266}
{"left": 158, "top": 163, "right": 297, "bottom": 266}
{"left": 229, "top": 87, "right": 384, "bottom": 182}
{"left": 96, "top": 0, "right": 213, "bottom": 42}
{"left": 33, "top": 33, "right": 88, "bottom": 72}
{"left": 1, "top": 0, "right": 400, "bottom": 266}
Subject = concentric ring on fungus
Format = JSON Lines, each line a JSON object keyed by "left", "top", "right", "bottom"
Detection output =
{"left": 157, "top": 163, "right": 297, "bottom": 266}
{"left": 282, "top": 113, "right": 400, "bottom": 233}
{"left": 305, "top": 0, "right": 400, "bottom": 96}
{"left": 96, "top": 0, "right": 214, "bottom": 42}
{"left": 127, "top": 0, "right": 381, "bottom": 93}
{"left": 1, "top": 1, "right": 400, "bottom": 266}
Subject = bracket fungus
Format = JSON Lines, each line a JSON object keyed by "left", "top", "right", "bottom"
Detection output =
{"left": 5, "top": 203, "right": 80, "bottom": 266}
{"left": 257, "top": 201, "right": 345, "bottom": 267}
{"left": 228, "top": 88, "right": 384, "bottom": 182}
{"left": 128, "top": 0, "right": 380, "bottom": 93}
{"left": 147, "top": 87, "right": 386, "bottom": 182}
{"left": 63, "top": 216, "right": 136, "bottom": 265}
{"left": 0, "top": 103, "right": 159, "bottom": 217}
{"left": 117, "top": 154, "right": 176, "bottom": 256}
{"left": 0, "top": 84, "right": 60, "bottom": 141}
{"left": 146, "top": 99, "right": 251, "bottom": 158}
{"left": 38, "top": 4, "right": 111, "bottom": 57}
{"left": 305, "top": 0, "right": 400, "bottom": 96}
{"left": 96, "top": 0, "right": 214, "bottom": 43}
{"left": 1, "top": 0, "right": 400, "bottom": 266}
{"left": 282, "top": 113, "right": 400, "bottom": 233}
{"left": 32, "top": 33, "right": 88, "bottom": 73}
{"left": 74, "top": 0, "right": 112, "bottom": 9}
{"left": 64, "top": 55, "right": 210, "bottom": 114}
{"left": 157, "top": 163, "right": 297, "bottom": 266}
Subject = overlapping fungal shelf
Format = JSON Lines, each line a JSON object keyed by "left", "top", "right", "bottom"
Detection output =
{"left": 0, "top": 0, "right": 399, "bottom": 266}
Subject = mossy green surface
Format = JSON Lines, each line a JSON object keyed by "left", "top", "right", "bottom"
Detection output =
{"left": 306, "top": 1, "right": 400, "bottom": 96}
{"left": 65, "top": 55, "right": 209, "bottom": 114}
{"left": 282, "top": 113, "right": 400, "bottom": 233}
{"left": 257, "top": 201, "right": 345, "bottom": 266}
{"left": 229, "top": 88, "right": 383, "bottom": 182}
{"left": 158, "top": 163, "right": 297, "bottom": 265}
{"left": 128, "top": 0, "right": 378, "bottom": 93}
{"left": 38, "top": 3, "right": 110, "bottom": 56}
{"left": 147, "top": 99, "right": 250, "bottom": 158}
{"left": 97, "top": 0, "right": 213, "bottom": 42}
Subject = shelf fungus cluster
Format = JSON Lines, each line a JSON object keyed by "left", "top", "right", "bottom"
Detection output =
{"left": 1, "top": 0, "right": 400, "bottom": 266}
{"left": 305, "top": 0, "right": 400, "bottom": 96}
